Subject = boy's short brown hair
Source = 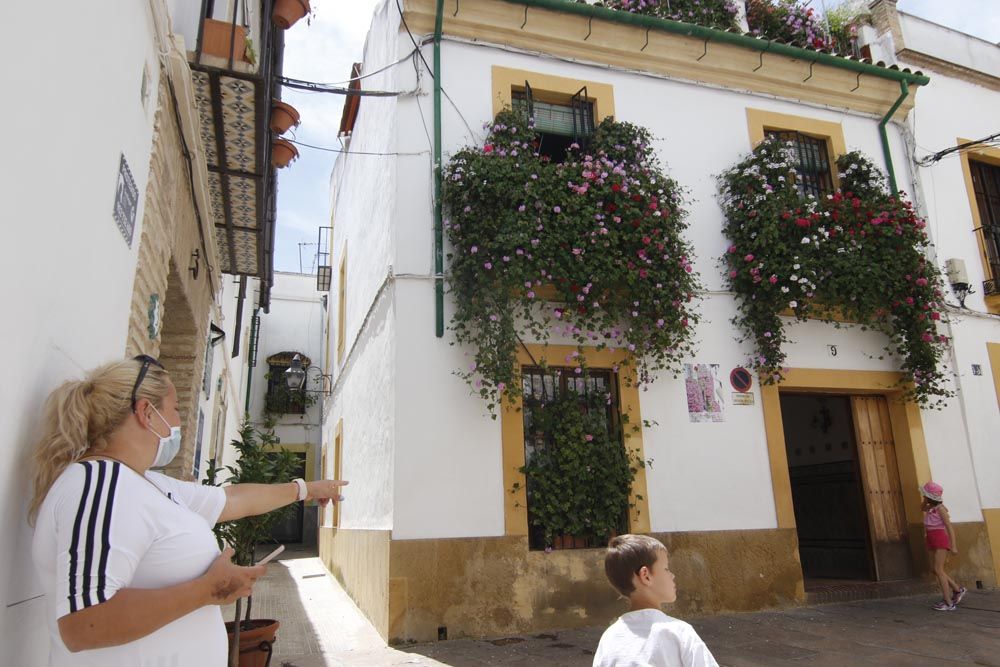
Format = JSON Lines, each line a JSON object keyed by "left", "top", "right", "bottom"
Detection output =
{"left": 604, "top": 534, "right": 667, "bottom": 596}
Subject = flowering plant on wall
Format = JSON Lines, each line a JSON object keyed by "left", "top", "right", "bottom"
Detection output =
{"left": 718, "top": 138, "right": 952, "bottom": 406}
{"left": 443, "top": 110, "right": 701, "bottom": 412}
{"left": 594, "top": 0, "right": 741, "bottom": 31}
{"left": 746, "top": 0, "right": 832, "bottom": 49}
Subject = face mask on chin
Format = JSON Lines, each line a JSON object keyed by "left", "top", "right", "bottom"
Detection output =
{"left": 147, "top": 405, "right": 182, "bottom": 469}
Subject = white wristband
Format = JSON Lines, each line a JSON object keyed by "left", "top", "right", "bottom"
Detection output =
{"left": 293, "top": 478, "right": 307, "bottom": 502}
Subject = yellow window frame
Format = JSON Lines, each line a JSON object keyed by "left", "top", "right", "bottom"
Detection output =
{"left": 958, "top": 140, "right": 1000, "bottom": 315}
{"left": 491, "top": 66, "right": 615, "bottom": 123}
{"left": 500, "top": 344, "right": 650, "bottom": 539}
{"left": 746, "top": 108, "right": 846, "bottom": 192}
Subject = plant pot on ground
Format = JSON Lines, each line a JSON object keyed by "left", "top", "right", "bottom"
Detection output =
{"left": 271, "top": 138, "right": 299, "bottom": 168}
{"left": 204, "top": 418, "right": 298, "bottom": 667}
{"left": 224, "top": 619, "right": 280, "bottom": 667}
{"left": 272, "top": 0, "right": 311, "bottom": 29}
{"left": 270, "top": 100, "right": 301, "bottom": 134}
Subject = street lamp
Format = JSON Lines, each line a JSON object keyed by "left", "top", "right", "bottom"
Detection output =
{"left": 284, "top": 354, "right": 332, "bottom": 395}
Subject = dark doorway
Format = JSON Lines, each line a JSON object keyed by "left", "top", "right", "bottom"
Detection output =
{"left": 780, "top": 394, "right": 872, "bottom": 580}
{"left": 268, "top": 452, "right": 306, "bottom": 544}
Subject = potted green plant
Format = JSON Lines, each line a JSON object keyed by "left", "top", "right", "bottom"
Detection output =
{"left": 204, "top": 417, "right": 298, "bottom": 667}
{"left": 271, "top": 138, "right": 299, "bottom": 169}
{"left": 514, "top": 388, "right": 647, "bottom": 549}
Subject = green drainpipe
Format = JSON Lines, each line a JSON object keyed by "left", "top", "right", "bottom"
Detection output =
{"left": 434, "top": 0, "right": 445, "bottom": 338}
{"left": 879, "top": 80, "right": 909, "bottom": 197}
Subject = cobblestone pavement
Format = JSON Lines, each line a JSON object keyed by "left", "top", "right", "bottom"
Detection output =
{"left": 229, "top": 547, "right": 999, "bottom": 666}
{"left": 403, "top": 590, "right": 1000, "bottom": 666}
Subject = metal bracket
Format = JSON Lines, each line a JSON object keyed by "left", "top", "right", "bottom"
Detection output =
{"left": 453, "top": 0, "right": 459, "bottom": 17}
{"left": 641, "top": 27, "right": 650, "bottom": 52}
{"left": 584, "top": 16, "right": 593, "bottom": 41}
{"left": 696, "top": 38, "right": 709, "bottom": 62}
{"left": 520, "top": 6, "right": 528, "bottom": 29}
{"left": 851, "top": 72, "right": 862, "bottom": 92}
{"left": 753, "top": 43, "right": 770, "bottom": 72}
{"left": 803, "top": 57, "right": 819, "bottom": 82}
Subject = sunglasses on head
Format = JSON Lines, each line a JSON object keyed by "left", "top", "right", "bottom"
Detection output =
{"left": 130, "top": 354, "right": 165, "bottom": 413}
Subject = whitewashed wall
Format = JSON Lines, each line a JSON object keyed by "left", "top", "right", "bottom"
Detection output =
{"left": 0, "top": 1, "right": 166, "bottom": 663}
{"left": 250, "top": 272, "right": 326, "bottom": 477}
{"left": 896, "top": 35, "right": 1000, "bottom": 515}
{"left": 321, "top": 0, "right": 401, "bottom": 531}
{"left": 383, "top": 36, "right": 988, "bottom": 539}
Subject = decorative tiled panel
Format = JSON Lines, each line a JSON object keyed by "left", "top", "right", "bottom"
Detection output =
{"left": 220, "top": 76, "right": 256, "bottom": 173}
{"left": 190, "top": 71, "right": 218, "bottom": 168}
{"left": 207, "top": 171, "right": 225, "bottom": 224}
{"left": 229, "top": 175, "right": 257, "bottom": 229}
{"left": 214, "top": 226, "right": 232, "bottom": 273}
{"left": 232, "top": 228, "right": 260, "bottom": 275}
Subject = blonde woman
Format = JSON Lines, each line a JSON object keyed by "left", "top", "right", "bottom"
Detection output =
{"left": 29, "top": 355, "right": 347, "bottom": 666}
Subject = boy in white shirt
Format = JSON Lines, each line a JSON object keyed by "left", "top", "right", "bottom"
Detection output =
{"left": 593, "top": 535, "right": 719, "bottom": 667}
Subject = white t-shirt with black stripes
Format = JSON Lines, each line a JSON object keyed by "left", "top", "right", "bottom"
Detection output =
{"left": 32, "top": 460, "right": 227, "bottom": 666}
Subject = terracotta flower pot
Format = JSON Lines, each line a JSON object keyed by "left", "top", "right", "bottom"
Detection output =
{"left": 201, "top": 18, "right": 249, "bottom": 62}
{"left": 272, "top": 0, "right": 311, "bottom": 29}
{"left": 271, "top": 138, "right": 299, "bottom": 168}
{"left": 225, "top": 619, "right": 279, "bottom": 667}
{"left": 270, "top": 100, "right": 301, "bottom": 134}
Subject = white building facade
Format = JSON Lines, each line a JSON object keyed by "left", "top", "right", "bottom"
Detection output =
{"left": 1, "top": 0, "right": 289, "bottom": 662}
{"left": 318, "top": 0, "right": 1000, "bottom": 644}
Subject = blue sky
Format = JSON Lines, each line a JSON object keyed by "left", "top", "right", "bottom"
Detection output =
{"left": 272, "top": 0, "right": 1000, "bottom": 274}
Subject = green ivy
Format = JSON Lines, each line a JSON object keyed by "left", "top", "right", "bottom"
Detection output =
{"left": 514, "top": 389, "right": 647, "bottom": 547}
{"left": 718, "top": 138, "right": 952, "bottom": 406}
{"left": 443, "top": 109, "right": 702, "bottom": 413}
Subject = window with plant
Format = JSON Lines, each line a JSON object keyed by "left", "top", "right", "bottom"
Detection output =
{"left": 718, "top": 137, "right": 952, "bottom": 406}
{"left": 443, "top": 109, "right": 702, "bottom": 414}
{"left": 514, "top": 368, "right": 648, "bottom": 550}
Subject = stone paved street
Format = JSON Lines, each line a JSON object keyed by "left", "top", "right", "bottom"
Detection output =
{"left": 232, "top": 547, "right": 1000, "bottom": 666}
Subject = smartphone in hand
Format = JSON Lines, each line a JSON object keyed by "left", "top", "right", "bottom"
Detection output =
{"left": 257, "top": 544, "right": 285, "bottom": 565}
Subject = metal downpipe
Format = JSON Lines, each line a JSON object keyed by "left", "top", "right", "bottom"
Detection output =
{"left": 433, "top": 0, "right": 445, "bottom": 337}
{"left": 879, "top": 80, "right": 909, "bottom": 196}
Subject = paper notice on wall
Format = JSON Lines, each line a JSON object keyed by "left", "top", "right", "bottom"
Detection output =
{"left": 684, "top": 363, "right": 725, "bottom": 423}
{"left": 732, "top": 392, "right": 755, "bottom": 406}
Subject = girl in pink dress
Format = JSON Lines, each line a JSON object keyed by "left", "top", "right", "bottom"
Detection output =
{"left": 921, "top": 481, "right": 965, "bottom": 611}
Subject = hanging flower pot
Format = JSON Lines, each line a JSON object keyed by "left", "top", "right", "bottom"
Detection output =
{"left": 272, "top": 0, "right": 311, "bottom": 29}
{"left": 271, "top": 138, "right": 299, "bottom": 168}
{"left": 270, "top": 100, "right": 301, "bottom": 134}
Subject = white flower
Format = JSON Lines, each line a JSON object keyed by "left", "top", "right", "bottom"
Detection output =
{"left": 789, "top": 300, "right": 798, "bottom": 308}
{"left": 801, "top": 237, "right": 811, "bottom": 244}
{"left": 793, "top": 264, "right": 800, "bottom": 270}
{"left": 790, "top": 274, "right": 798, "bottom": 281}
{"left": 781, "top": 286, "right": 790, "bottom": 293}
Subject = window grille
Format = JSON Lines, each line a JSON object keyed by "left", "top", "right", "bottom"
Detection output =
{"left": 520, "top": 366, "right": 626, "bottom": 550}
{"left": 970, "top": 160, "right": 1000, "bottom": 296}
{"left": 766, "top": 130, "right": 834, "bottom": 200}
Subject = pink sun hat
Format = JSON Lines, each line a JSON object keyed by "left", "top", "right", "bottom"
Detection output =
{"left": 921, "top": 481, "right": 943, "bottom": 502}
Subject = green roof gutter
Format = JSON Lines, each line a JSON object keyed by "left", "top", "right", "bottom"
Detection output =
{"left": 501, "top": 0, "right": 929, "bottom": 87}
{"left": 879, "top": 81, "right": 909, "bottom": 196}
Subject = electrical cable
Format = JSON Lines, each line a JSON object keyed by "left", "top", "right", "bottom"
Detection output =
{"left": 396, "top": 0, "right": 435, "bottom": 78}
{"left": 289, "top": 48, "right": 419, "bottom": 86}
{"left": 279, "top": 76, "right": 411, "bottom": 96}
{"left": 917, "top": 132, "right": 1000, "bottom": 166}
{"left": 287, "top": 138, "right": 429, "bottom": 156}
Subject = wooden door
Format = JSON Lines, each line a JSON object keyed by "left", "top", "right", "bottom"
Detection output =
{"left": 851, "top": 396, "right": 913, "bottom": 580}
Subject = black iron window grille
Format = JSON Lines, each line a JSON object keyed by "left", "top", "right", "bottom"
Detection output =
{"left": 766, "top": 129, "right": 834, "bottom": 201}
{"left": 970, "top": 160, "right": 1000, "bottom": 296}
{"left": 512, "top": 82, "right": 595, "bottom": 162}
{"left": 520, "top": 367, "right": 626, "bottom": 550}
